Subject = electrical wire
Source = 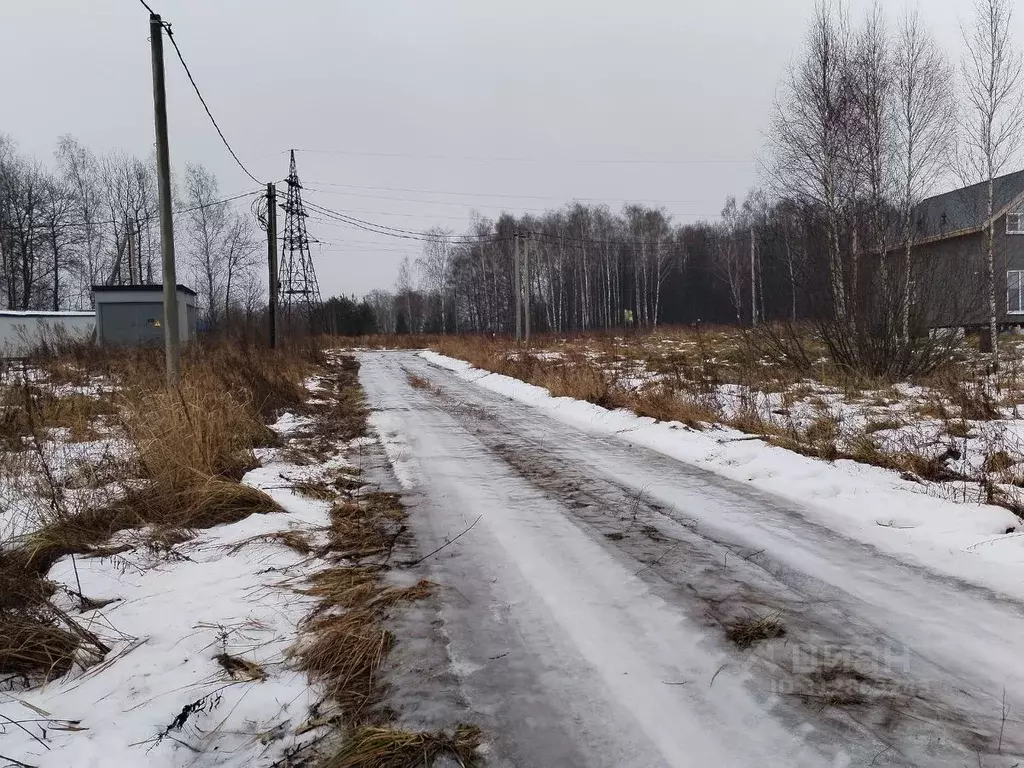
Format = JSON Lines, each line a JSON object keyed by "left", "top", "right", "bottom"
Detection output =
{"left": 148, "top": 16, "right": 263, "bottom": 185}
{"left": 136, "top": 0, "right": 157, "bottom": 15}
{"left": 304, "top": 198, "right": 678, "bottom": 251}
{"left": 0, "top": 190, "right": 261, "bottom": 234}
{"left": 303, "top": 200, "right": 508, "bottom": 244}
{"left": 291, "top": 148, "right": 755, "bottom": 165}
{"left": 301, "top": 179, "right": 709, "bottom": 206}
{"left": 300, "top": 185, "right": 714, "bottom": 219}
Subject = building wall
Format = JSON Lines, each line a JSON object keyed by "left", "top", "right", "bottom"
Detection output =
{"left": 913, "top": 212, "right": 1024, "bottom": 327}
{"left": 0, "top": 312, "right": 95, "bottom": 357}
{"left": 97, "top": 302, "right": 165, "bottom": 346}
{"left": 94, "top": 288, "right": 198, "bottom": 345}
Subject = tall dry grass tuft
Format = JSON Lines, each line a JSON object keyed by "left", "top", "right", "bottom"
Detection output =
{"left": 325, "top": 724, "right": 482, "bottom": 768}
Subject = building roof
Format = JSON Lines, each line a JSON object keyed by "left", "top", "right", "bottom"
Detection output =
{"left": 91, "top": 284, "right": 197, "bottom": 297}
{"left": 0, "top": 310, "right": 94, "bottom": 318}
{"left": 914, "top": 169, "right": 1024, "bottom": 243}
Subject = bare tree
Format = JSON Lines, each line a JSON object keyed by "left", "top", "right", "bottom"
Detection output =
{"left": 395, "top": 256, "right": 419, "bottom": 333}
{"left": 0, "top": 157, "right": 49, "bottom": 309}
{"left": 366, "top": 289, "right": 397, "bottom": 333}
{"left": 768, "top": 0, "right": 852, "bottom": 324}
{"left": 959, "top": 0, "right": 1024, "bottom": 358}
{"left": 182, "top": 164, "right": 231, "bottom": 326}
{"left": 100, "top": 151, "right": 156, "bottom": 285}
{"left": 894, "top": 10, "right": 955, "bottom": 339}
{"left": 222, "top": 213, "right": 258, "bottom": 324}
{"left": 56, "top": 136, "right": 107, "bottom": 306}
{"left": 417, "top": 227, "right": 453, "bottom": 333}
{"left": 848, "top": 2, "right": 895, "bottom": 289}
{"left": 41, "top": 178, "right": 76, "bottom": 310}
{"left": 714, "top": 197, "right": 746, "bottom": 324}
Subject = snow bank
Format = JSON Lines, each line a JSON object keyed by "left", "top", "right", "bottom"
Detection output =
{"left": 3, "top": 458, "right": 332, "bottom": 768}
{"left": 420, "top": 350, "right": 1024, "bottom": 598}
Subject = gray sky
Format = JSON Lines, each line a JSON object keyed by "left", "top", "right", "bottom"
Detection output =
{"left": 0, "top": 0, "right": 1002, "bottom": 297}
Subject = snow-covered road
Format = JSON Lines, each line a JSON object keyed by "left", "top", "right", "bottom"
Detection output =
{"left": 361, "top": 351, "right": 1024, "bottom": 768}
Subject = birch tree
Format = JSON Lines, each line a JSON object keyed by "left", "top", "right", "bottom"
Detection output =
{"left": 894, "top": 10, "right": 954, "bottom": 339}
{"left": 959, "top": 0, "right": 1024, "bottom": 359}
{"left": 768, "top": 1, "right": 852, "bottom": 324}
{"left": 417, "top": 227, "right": 453, "bottom": 333}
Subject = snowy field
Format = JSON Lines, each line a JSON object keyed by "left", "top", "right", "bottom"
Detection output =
{"left": 0, "top": 361, "right": 360, "bottom": 766}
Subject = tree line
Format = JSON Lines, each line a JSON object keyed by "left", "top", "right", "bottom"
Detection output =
{"left": 356, "top": 0, "right": 1021, "bottom": 375}
{"left": 0, "top": 134, "right": 263, "bottom": 328}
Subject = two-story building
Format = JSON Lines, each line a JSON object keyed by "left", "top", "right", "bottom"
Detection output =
{"left": 910, "top": 170, "right": 1024, "bottom": 330}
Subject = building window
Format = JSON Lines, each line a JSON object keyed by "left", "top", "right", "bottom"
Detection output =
{"left": 1008, "top": 213, "right": 1024, "bottom": 234}
{"left": 1009, "top": 270, "right": 1024, "bottom": 314}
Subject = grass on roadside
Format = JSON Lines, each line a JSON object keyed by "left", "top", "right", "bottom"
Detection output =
{"left": 325, "top": 724, "right": 482, "bottom": 768}
{"left": 1, "top": 339, "right": 321, "bottom": 685}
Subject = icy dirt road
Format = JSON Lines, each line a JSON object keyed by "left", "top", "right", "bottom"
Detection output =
{"left": 360, "top": 350, "right": 1024, "bottom": 768}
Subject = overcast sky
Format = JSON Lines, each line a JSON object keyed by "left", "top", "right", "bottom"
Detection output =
{"left": 0, "top": 0, "right": 1009, "bottom": 297}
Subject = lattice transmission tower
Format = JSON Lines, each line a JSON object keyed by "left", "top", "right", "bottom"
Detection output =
{"left": 279, "top": 149, "right": 323, "bottom": 330}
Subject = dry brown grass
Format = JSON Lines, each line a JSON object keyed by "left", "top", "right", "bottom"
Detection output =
{"left": 215, "top": 652, "right": 266, "bottom": 681}
{"left": 302, "top": 356, "right": 369, "bottom": 449}
{"left": 291, "top": 486, "right": 430, "bottom": 726}
{"left": 296, "top": 608, "right": 394, "bottom": 719}
{"left": 229, "top": 529, "right": 317, "bottom": 556}
{"left": 629, "top": 387, "right": 719, "bottom": 429}
{"left": 0, "top": 386, "right": 115, "bottom": 449}
{"left": 0, "top": 340, "right": 324, "bottom": 684}
{"left": 984, "top": 450, "right": 1017, "bottom": 474}
{"left": 0, "top": 612, "right": 81, "bottom": 682}
{"left": 864, "top": 417, "right": 904, "bottom": 433}
{"left": 946, "top": 419, "right": 974, "bottom": 438}
{"left": 294, "top": 478, "right": 339, "bottom": 501}
{"left": 328, "top": 493, "right": 406, "bottom": 559}
{"left": 123, "top": 382, "right": 268, "bottom": 484}
{"left": 324, "top": 724, "right": 482, "bottom": 768}
{"left": 725, "top": 611, "right": 786, "bottom": 649}
{"left": 405, "top": 372, "right": 431, "bottom": 390}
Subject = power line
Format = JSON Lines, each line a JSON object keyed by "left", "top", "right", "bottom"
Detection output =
{"left": 136, "top": 0, "right": 157, "bottom": 14}
{"left": 146, "top": 11, "right": 263, "bottom": 186}
{"left": 304, "top": 199, "right": 672, "bottom": 251}
{"left": 301, "top": 186, "right": 715, "bottom": 218}
{"left": 0, "top": 190, "right": 260, "bottom": 234}
{"left": 291, "top": 148, "right": 755, "bottom": 165}
{"left": 302, "top": 179, "right": 709, "bottom": 205}
{"left": 304, "top": 200, "right": 509, "bottom": 243}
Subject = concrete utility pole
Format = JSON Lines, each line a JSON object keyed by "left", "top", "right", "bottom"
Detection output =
{"left": 149, "top": 13, "right": 181, "bottom": 386}
{"left": 514, "top": 231, "right": 522, "bottom": 342}
{"left": 266, "top": 182, "right": 279, "bottom": 349}
{"left": 523, "top": 232, "right": 531, "bottom": 342}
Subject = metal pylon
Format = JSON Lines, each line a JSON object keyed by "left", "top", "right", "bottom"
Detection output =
{"left": 279, "top": 149, "right": 322, "bottom": 331}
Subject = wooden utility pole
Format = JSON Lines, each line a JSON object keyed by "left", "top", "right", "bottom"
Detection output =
{"left": 513, "top": 231, "right": 522, "bottom": 342}
{"left": 266, "top": 182, "right": 278, "bottom": 349}
{"left": 149, "top": 13, "right": 181, "bottom": 385}
{"left": 523, "top": 232, "right": 531, "bottom": 342}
